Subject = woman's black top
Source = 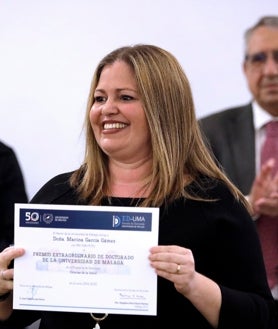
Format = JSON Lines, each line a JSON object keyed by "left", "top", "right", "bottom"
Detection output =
{"left": 2, "top": 172, "right": 278, "bottom": 329}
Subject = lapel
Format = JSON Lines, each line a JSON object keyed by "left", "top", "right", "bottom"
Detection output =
{"left": 227, "top": 103, "right": 256, "bottom": 193}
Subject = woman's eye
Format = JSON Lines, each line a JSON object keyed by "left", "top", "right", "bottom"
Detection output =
{"left": 121, "top": 95, "right": 133, "bottom": 101}
{"left": 94, "top": 96, "right": 105, "bottom": 103}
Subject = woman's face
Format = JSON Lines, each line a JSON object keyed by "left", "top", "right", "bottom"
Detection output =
{"left": 90, "top": 60, "right": 152, "bottom": 162}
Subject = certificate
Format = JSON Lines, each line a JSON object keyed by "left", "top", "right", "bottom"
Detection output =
{"left": 13, "top": 203, "right": 159, "bottom": 315}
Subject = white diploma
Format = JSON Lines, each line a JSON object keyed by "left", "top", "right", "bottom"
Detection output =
{"left": 13, "top": 203, "right": 159, "bottom": 315}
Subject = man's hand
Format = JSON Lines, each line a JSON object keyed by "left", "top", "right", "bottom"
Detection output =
{"left": 249, "top": 159, "right": 278, "bottom": 217}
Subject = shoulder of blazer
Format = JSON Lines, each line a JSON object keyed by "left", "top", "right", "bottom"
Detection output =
{"left": 199, "top": 103, "right": 253, "bottom": 134}
{"left": 200, "top": 103, "right": 252, "bottom": 122}
{"left": 30, "top": 171, "right": 76, "bottom": 204}
{"left": 0, "top": 140, "right": 14, "bottom": 156}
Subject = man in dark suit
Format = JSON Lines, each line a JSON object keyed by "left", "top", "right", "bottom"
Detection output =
{"left": 0, "top": 141, "right": 28, "bottom": 252}
{"left": 199, "top": 16, "right": 278, "bottom": 306}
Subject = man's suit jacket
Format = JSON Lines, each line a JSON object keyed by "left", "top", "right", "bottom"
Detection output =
{"left": 0, "top": 141, "right": 28, "bottom": 251}
{"left": 198, "top": 103, "right": 255, "bottom": 195}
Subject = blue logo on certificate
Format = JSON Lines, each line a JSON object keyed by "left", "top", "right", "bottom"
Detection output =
{"left": 19, "top": 207, "right": 153, "bottom": 232}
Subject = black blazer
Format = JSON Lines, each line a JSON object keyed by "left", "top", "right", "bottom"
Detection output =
{"left": 0, "top": 141, "right": 28, "bottom": 251}
{"left": 199, "top": 103, "right": 255, "bottom": 195}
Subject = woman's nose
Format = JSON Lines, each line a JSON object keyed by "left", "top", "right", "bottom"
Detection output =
{"left": 101, "top": 99, "right": 119, "bottom": 115}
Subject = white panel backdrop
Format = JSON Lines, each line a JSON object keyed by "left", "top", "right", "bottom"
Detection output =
{"left": 0, "top": 0, "right": 277, "bottom": 199}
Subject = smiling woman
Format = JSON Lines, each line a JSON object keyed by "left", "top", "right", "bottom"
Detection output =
{"left": 90, "top": 60, "right": 151, "bottom": 184}
{"left": 0, "top": 44, "right": 277, "bottom": 329}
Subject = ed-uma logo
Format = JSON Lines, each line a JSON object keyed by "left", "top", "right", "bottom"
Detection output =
{"left": 112, "top": 215, "right": 121, "bottom": 227}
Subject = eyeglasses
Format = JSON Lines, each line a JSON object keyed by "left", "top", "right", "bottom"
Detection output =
{"left": 245, "top": 50, "right": 278, "bottom": 70}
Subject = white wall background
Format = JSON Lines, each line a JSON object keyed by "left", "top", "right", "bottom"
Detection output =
{"left": 1, "top": 0, "right": 277, "bottom": 200}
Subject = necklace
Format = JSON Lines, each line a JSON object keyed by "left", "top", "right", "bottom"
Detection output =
{"left": 90, "top": 313, "right": 108, "bottom": 329}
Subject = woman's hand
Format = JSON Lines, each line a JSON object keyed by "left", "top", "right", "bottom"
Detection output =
{"left": 149, "top": 245, "right": 195, "bottom": 296}
{"left": 0, "top": 246, "right": 25, "bottom": 296}
{"left": 149, "top": 245, "right": 221, "bottom": 328}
